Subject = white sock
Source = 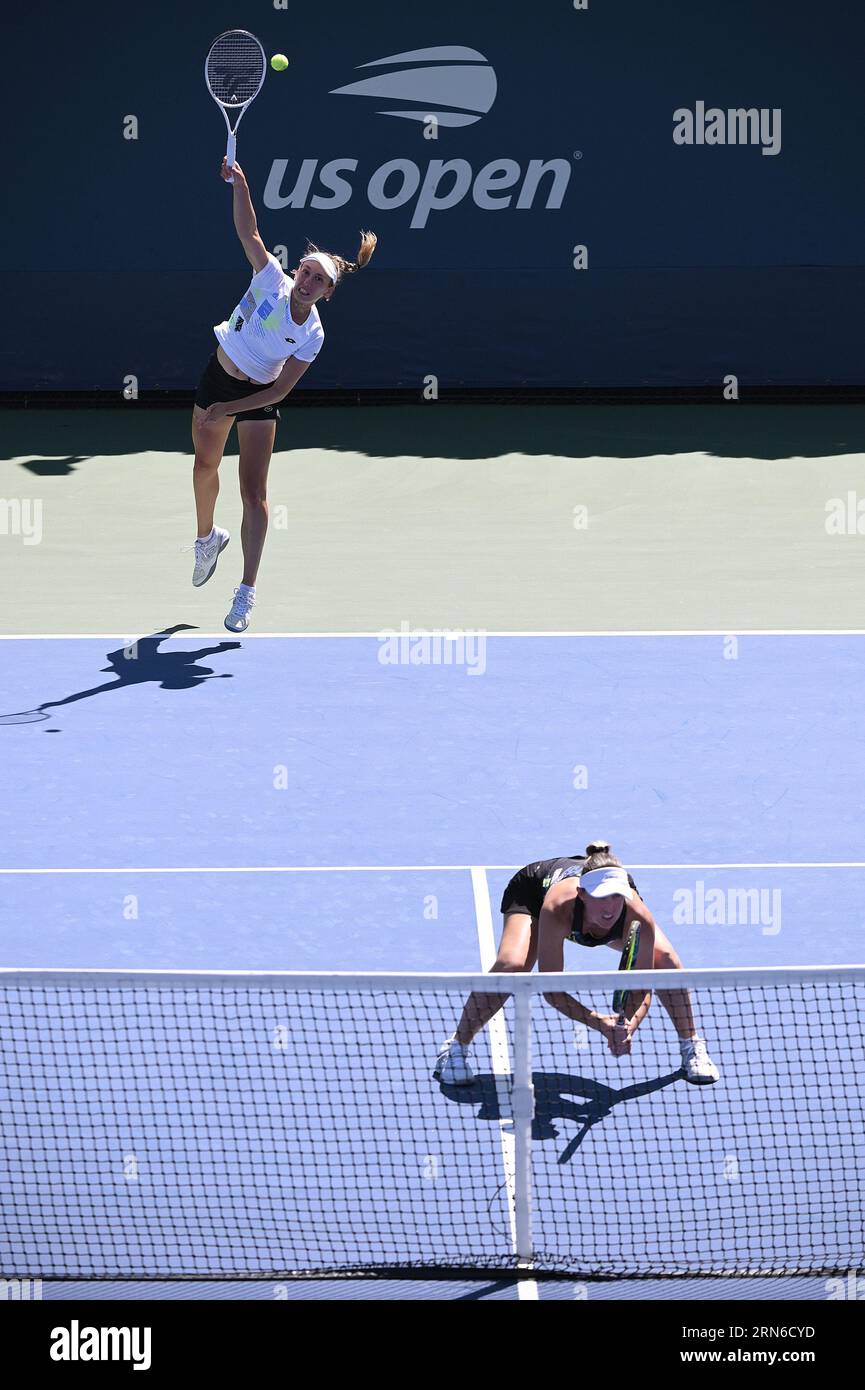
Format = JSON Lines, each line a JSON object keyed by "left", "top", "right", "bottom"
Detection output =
{"left": 197, "top": 526, "right": 215, "bottom": 543}
{"left": 239, "top": 582, "right": 255, "bottom": 596}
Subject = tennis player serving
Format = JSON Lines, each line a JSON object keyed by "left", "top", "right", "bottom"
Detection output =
{"left": 191, "top": 157, "right": 377, "bottom": 631}
{"left": 435, "top": 840, "right": 720, "bottom": 1086}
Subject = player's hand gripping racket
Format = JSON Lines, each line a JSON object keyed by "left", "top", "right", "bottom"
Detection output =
{"left": 205, "top": 30, "right": 267, "bottom": 184}
{"left": 611, "top": 921, "right": 640, "bottom": 1056}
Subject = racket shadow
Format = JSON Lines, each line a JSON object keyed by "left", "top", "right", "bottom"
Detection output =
{"left": 437, "top": 1068, "right": 683, "bottom": 1162}
{"left": 542, "top": 1071, "right": 684, "bottom": 1164}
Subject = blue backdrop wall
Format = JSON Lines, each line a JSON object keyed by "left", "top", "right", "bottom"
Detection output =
{"left": 4, "top": 0, "right": 864, "bottom": 391}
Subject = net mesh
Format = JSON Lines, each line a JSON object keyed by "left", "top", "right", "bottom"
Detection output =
{"left": 205, "top": 32, "right": 266, "bottom": 106}
{"left": 0, "top": 970, "right": 862, "bottom": 1280}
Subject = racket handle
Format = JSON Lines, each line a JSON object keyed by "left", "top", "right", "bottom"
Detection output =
{"left": 226, "top": 133, "right": 237, "bottom": 184}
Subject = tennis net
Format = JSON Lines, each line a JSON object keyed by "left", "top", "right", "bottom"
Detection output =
{"left": 1, "top": 966, "right": 862, "bottom": 1280}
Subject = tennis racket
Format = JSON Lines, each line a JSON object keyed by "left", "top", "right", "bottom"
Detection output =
{"left": 205, "top": 30, "right": 267, "bottom": 185}
{"left": 612, "top": 920, "right": 641, "bottom": 1023}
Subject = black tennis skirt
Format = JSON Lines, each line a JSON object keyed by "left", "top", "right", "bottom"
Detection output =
{"left": 194, "top": 351, "right": 281, "bottom": 422}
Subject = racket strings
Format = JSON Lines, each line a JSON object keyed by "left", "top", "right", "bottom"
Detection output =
{"left": 206, "top": 34, "right": 266, "bottom": 106}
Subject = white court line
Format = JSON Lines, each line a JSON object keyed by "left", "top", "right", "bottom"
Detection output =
{"left": 2, "top": 862, "right": 864, "bottom": 875}
{"left": 2, "top": 629, "right": 865, "bottom": 640}
{"left": 470, "top": 866, "right": 539, "bottom": 1301}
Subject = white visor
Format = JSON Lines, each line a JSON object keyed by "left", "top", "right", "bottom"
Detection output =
{"left": 301, "top": 253, "right": 338, "bottom": 285}
{"left": 580, "top": 866, "right": 632, "bottom": 899}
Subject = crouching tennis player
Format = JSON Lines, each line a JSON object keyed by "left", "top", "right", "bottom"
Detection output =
{"left": 191, "top": 157, "right": 377, "bottom": 631}
{"left": 435, "top": 840, "right": 720, "bottom": 1086}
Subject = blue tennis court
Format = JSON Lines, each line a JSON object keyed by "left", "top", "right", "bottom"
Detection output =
{"left": 1, "top": 632, "right": 863, "bottom": 1300}
{"left": 4, "top": 0, "right": 865, "bottom": 1334}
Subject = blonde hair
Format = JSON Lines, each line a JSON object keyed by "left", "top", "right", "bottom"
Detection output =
{"left": 303, "top": 229, "right": 377, "bottom": 293}
{"left": 580, "top": 840, "right": 623, "bottom": 874}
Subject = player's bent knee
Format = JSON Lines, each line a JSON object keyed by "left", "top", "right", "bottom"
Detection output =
{"left": 654, "top": 950, "right": 680, "bottom": 971}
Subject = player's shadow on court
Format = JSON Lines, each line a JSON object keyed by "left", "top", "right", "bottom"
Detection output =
{"left": 0, "top": 624, "right": 241, "bottom": 727}
{"left": 438, "top": 1069, "right": 683, "bottom": 1165}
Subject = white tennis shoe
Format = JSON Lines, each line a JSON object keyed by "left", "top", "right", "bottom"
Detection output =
{"left": 680, "top": 1036, "right": 720, "bottom": 1084}
{"left": 192, "top": 527, "right": 230, "bottom": 587}
{"left": 224, "top": 587, "right": 255, "bottom": 633}
{"left": 433, "top": 1037, "right": 475, "bottom": 1086}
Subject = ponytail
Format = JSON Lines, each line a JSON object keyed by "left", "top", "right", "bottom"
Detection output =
{"left": 581, "top": 840, "right": 623, "bottom": 874}
{"left": 302, "top": 229, "right": 377, "bottom": 294}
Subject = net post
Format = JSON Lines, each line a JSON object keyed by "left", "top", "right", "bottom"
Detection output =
{"left": 512, "top": 981, "right": 534, "bottom": 1264}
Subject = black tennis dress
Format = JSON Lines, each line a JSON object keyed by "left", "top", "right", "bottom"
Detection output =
{"left": 500, "top": 856, "right": 640, "bottom": 945}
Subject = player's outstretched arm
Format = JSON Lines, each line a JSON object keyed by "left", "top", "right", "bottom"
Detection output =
{"left": 537, "top": 895, "right": 610, "bottom": 1039}
{"left": 220, "top": 158, "right": 269, "bottom": 272}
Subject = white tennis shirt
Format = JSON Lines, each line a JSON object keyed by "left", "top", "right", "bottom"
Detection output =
{"left": 213, "top": 252, "right": 325, "bottom": 383}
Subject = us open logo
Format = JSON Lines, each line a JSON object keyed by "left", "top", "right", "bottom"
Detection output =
{"left": 330, "top": 44, "right": 498, "bottom": 128}
{"left": 263, "top": 45, "right": 574, "bottom": 228}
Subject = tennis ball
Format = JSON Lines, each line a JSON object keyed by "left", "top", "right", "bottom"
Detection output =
{"left": 271, "top": 53, "right": 289, "bottom": 71}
